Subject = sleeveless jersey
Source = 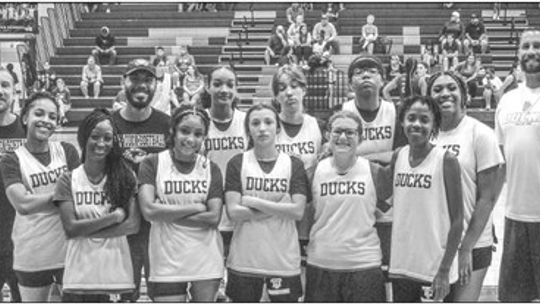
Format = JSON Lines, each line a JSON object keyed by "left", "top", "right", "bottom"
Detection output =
{"left": 434, "top": 116, "right": 504, "bottom": 248}
{"left": 150, "top": 151, "right": 223, "bottom": 282}
{"left": 276, "top": 114, "right": 322, "bottom": 173}
{"left": 227, "top": 150, "right": 301, "bottom": 276}
{"left": 342, "top": 99, "right": 396, "bottom": 223}
{"left": 63, "top": 166, "right": 134, "bottom": 292}
{"left": 12, "top": 142, "right": 68, "bottom": 271}
{"left": 307, "top": 157, "right": 381, "bottom": 270}
{"left": 390, "top": 146, "right": 458, "bottom": 284}
{"left": 205, "top": 109, "right": 247, "bottom": 232}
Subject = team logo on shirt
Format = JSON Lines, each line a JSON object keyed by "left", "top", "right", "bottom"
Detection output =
{"left": 503, "top": 111, "right": 540, "bottom": 126}
{"left": 0, "top": 139, "right": 26, "bottom": 153}
{"left": 320, "top": 181, "right": 366, "bottom": 196}
{"left": 163, "top": 180, "right": 208, "bottom": 195}
{"left": 246, "top": 177, "right": 288, "bottom": 192}
{"left": 441, "top": 144, "right": 460, "bottom": 156}
{"left": 204, "top": 136, "right": 245, "bottom": 151}
{"left": 362, "top": 126, "right": 392, "bottom": 141}
{"left": 75, "top": 191, "right": 108, "bottom": 206}
{"left": 119, "top": 134, "right": 166, "bottom": 149}
{"left": 394, "top": 173, "right": 432, "bottom": 189}
{"left": 276, "top": 141, "right": 316, "bottom": 155}
{"left": 30, "top": 165, "right": 68, "bottom": 188}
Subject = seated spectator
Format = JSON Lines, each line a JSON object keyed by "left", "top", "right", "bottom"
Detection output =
{"left": 441, "top": 34, "right": 460, "bottom": 71}
{"left": 286, "top": 3, "right": 304, "bottom": 25}
{"left": 265, "top": 25, "right": 289, "bottom": 65}
{"left": 464, "top": 13, "right": 489, "bottom": 54}
{"left": 498, "top": 60, "right": 524, "bottom": 97}
{"left": 382, "top": 57, "right": 421, "bottom": 102}
{"left": 421, "top": 43, "right": 438, "bottom": 68}
{"left": 292, "top": 24, "right": 312, "bottom": 67}
{"left": 313, "top": 13, "right": 339, "bottom": 54}
{"left": 171, "top": 45, "right": 195, "bottom": 89}
{"left": 323, "top": 3, "right": 344, "bottom": 29}
{"left": 92, "top": 26, "right": 116, "bottom": 65}
{"left": 308, "top": 35, "right": 332, "bottom": 71}
{"left": 360, "top": 14, "right": 378, "bottom": 55}
{"left": 80, "top": 55, "right": 103, "bottom": 98}
{"left": 413, "top": 61, "right": 430, "bottom": 96}
{"left": 182, "top": 65, "right": 205, "bottom": 105}
{"left": 152, "top": 46, "right": 169, "bottom": 79}
{"left": 439, "top": 11, "right": 464, "bottom": 53}
{"left": 479, "top": 66, "right": 502, "bottom": 110}
{"left": 454, "top": 53, "right": 481, "bottom": 95}
{"left": 287, "top": 14, "right": 307, "bottom": 43}
{"left": 386, "top": 55, "right": 403, "bottom": 81}
{"left": 36, "top": 61, "right": 56, "bottom": 92}
{"left": 52, "top": 78, "right": 71, "bottom": 125}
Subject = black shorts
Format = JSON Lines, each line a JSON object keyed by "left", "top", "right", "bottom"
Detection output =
{"left": 375, "top": 222, "right": 392, "bottom": 269}
{"left": 225, "top": 269, "right": 302, "bottom": 302}
{"left": 305, "top": 264, "right": 385, "bottom": 302}
{"left": 149, "top": 282, "right": 189, "bottom": 297}
{"left": 62, "top": 292, "right": 111, "bottom": 302}
{"left": 498, "top": 218, "right": 540, "bottom": 302}
{"left": 392, "top": 278, "right": 456, "bottom": 302}
{"left": 0, "top": 249, "right": 20, "bottom": 301}
{"left": 15, "top": 268, "right": 63, "bottom": 287}
{"left": 220, "top": 230, "right": 233, "bottom": 258}
{"left": 472, "top": 246, "right": 493, "bottom": 271}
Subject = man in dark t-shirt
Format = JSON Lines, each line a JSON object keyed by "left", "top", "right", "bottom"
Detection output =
{"left": 92, "top": 26, "right": 117, "bottom": 65}
{"left": 0, "top": 69, "right": 24, "bottom": 302}
{"left": 112, "top": 59, "right": 170, "bottom": 302}
{"left": 464, "top": 13, "right": 489, "bottom": 54}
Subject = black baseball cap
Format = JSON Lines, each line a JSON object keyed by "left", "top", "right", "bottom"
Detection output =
{"left": 347, "top": 55, "right": 384, "bottom": 81}
{"left": 124, "top": 59, "right": 156, "bottom": 77}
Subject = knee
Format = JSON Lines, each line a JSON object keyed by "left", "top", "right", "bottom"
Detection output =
{"left": 94, "top": 82, "right": 101, "bottom": 89}
{"left": 80, "top": 81, "right": 87, "bottom": 88}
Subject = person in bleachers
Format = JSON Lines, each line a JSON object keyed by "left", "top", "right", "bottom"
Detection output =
{"left": 498, "top": 60, "right": 524, "bottom": 97}
{"left": 386, "top": 55, "right": 404, "bottom": 81}
{"left": 464, "top": 13, "right": 489, "bottom": 54}
{"left": 151, "top": 46, "right": 169, "bottom": 80}
{"left": 454, "top": 53, "right": 481, "bottom": 98}
{"left": 479, "top": 67, "right": 502, "bottom": 110}
{"left": 92, "top": 26, "right": 117, "bottom": 65}
{"left": 80, "top": 55, "right": 103, "bottom": 99}
{"left": 439, "top": 11, "right": 464, "bottom": 54}
{"left": 36, "top": 61, "right": 56, "bottom": 93}
{"left": 52, "top": 78, "right": 71, "bottom": 125}
{"left": 171, "top": 45, "right": 195, "bottom": 89}
{"left": 441, "top": 34, "right": 460, "bottom": 71}
{"left": 265, "top": 25, "right": 289, "bottom": 66}
{"left": 6, "top": 63, "right": 19, "bottom": 87}
{"left": 182, "top": 65, "right": 205, "bottom": 106}
{"left": 292, "top": 24, "right": 312, "bottom": 68}
{"left": 287, "top": 14, "right": 307, "bottom": 44}
{"left": 383, "top": 57, "right": 427, "bottom": 103}
{"left": 286, "top": 3, "right": 304, "bottom": 25}
{"left": 312, "top": 13, "right": 339, "bottom": 54}
{"left": 360, "top": 14, "right": 378, "bottom": 55}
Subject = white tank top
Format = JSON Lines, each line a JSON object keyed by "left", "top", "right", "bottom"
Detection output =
{"left": 307, "top": 156, "right": 381, "bottom": 270}
{"left": 150, "top": 151, "right": 224, "bottom": 282}
{"left": 390, "top": 146, "right": 458, "bottom": 284}
{"left": 63, "top": 166, "right": 134, "bottom": 292}
{"left": 205, "top": 109, "right": 247, "bottom": 231}
{"left": 12, "top": 142, "right": 68, "bottom": 271}
{"left": 435, "top": 116, "right": 504, "bottom": 248}
{"left": 227, "top": 150, "right": 301, "bottom": 276}
{"left": 276, "top": 114, "right": 322, "bottom": 174}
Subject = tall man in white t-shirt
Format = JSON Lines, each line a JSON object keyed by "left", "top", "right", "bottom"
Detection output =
{"left": 495, "top": 28, "right": 540, "bottom": 302}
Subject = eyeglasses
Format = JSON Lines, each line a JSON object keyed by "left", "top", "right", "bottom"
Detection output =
{"left": 331, "top": 128, "right": 358, "bottom": 138}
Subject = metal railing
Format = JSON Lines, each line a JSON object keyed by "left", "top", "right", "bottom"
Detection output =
{"left": 304, "top": 68, "right": 349, "bottom": 111}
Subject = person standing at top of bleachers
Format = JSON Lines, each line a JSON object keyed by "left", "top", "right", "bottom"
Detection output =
{"left": 80, "top": 55, "right": 103, "bottom": 99}
{"left": 439, "top": 11, "right": 464, "bottom": 54}
{"left": 312, "top": 13, "right": 339, "bottom": 55}
{"left": 286, "top": 3, "right": 304, "bottom": 26}
{"left": 464, "top": 13, "right": 489, "bottom": 54}
{"left": 92, "top": 26, "right": 117, "bottom": 65}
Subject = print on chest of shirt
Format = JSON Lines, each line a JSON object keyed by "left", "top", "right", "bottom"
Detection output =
{"left": 241, "top": 151, "right": 290, "bottom": 199}
{"left": 16, "top": 142, "right": 68, "bottom": 192}
{"left": 276, "top": 115, "right": 322, "bottom": 170}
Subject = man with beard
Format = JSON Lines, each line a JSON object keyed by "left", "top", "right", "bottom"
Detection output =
{"left": 338, "top": 55, "right": 407, "bottom": 301}
{"left": 495, "top": 28, "right": 540, "bottom": 302}
{"left": 0, "top": 68, "right": 24, "bottom": 302}
{"left": 112, "top": 59, "right": 170, "bottom": 302}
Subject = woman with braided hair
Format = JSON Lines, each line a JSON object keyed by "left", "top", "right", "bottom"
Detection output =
{"left": 53, "top": 108, "right": 140, "bottom": 301}
{"left": 138, "top": 104, "right": 224, "bottom": 302}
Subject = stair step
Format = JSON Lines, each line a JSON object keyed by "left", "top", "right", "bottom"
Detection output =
{"left": 230, "top": 28, "right": 272, "bottom": 34}
{"left": 68, "top": 86, "right": 121, "bottom": 97}
{"left": 51, "top": 55, "right": 220, "bottom": 65}
{"left": 223, "top": 46, "right": 267, "bottom": 53}
{"left": 82, "top": 11, "right": 234, "bottom": 20}
{"left": 56, "top": 46, "right": 155, "bottom": 56}
{"left": 64, "top": 37, "right": 128, "bottom": 47}
{"left": 71, "top": 98, "right": 114, "bottom": 108}
{"left": 69, "top": 28, "right": 149, "bottom": 37}
{"left": 75, "top": 19, "right": 232, "bottom": 28}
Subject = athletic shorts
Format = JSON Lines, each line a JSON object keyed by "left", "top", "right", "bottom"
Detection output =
{"left": 225, "top": 269, "right": 302, "bottom": 302}
{"left": 498, "top": 218, "right": 540, "bottom": 302}
{"left": 149, "top": 282, "right": 189, "bottom": 297}
{"left": 375, "top": 222, "right": 392, "bottom": 269}
{"left": 305, "top": 264, "right": 385, "bottom": 302}
{"left": 15, "top": 268, "right": 63, "bottom": 288}
{"left": 392, "top": 278, "right": 456, "bottom": 302}
{"left": 472, "top": 246, "right": 493, "bottom": 271}
{"left": 62, "top": 292, "right": 111, "bottom": 302}
{"left": 220, "top": 230, "right": 233, "bottom": 258}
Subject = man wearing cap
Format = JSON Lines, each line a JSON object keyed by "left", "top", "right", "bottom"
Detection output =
{"left": 312, "top": 13, "right": 340, "bottom": 54}
{"left": 439, "top": 11, "right": 465, "bottom": 53}
{"left": 464, "top": 13, "right": 489, "bottom": 54}
{"left": 112, "top": 59, "right": 170, "bottom": 302}
{"left": 92, "top": 26, "right": 117, "bottom": 65}
{"left": 339, "top": 55, "right": 407, "bottom": 300}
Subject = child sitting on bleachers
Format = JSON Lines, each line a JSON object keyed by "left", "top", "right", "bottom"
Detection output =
{"left": 480, "top": 67, "right": 502, "bottom": 110}
{"left": 52, "top": 78, "right": 71, "bottom": 125}
{"left": 441, "top": 34, "right": 459, "bottom": 71}
{"left": 182, "top": 65, "right": 205, "bottom": 106}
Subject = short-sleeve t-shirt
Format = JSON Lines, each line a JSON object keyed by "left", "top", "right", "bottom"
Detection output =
{"left": 495, "top": 84, "right": 540, "bottom": 222}
{"left": 0, "top": 116, "right": 26, "bottom": 252}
